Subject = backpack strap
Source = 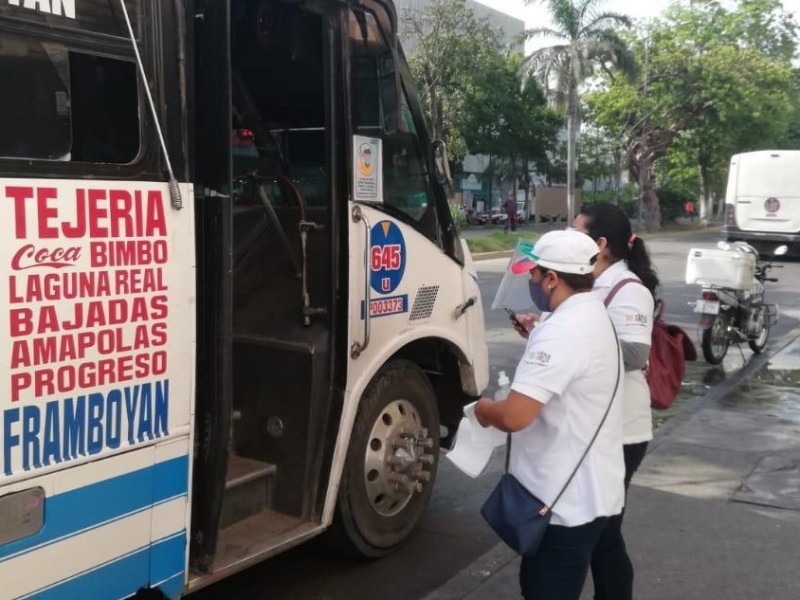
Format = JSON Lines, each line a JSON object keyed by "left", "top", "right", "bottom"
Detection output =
{"left": 603, "top": 277, "right": 642, "bottom": 307}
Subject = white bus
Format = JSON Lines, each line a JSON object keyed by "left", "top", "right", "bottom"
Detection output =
{"left": 724, "top": 150, "right": 800, "bottom": 254}
{"left": 0, "top": 0, "right": 489, "bottom": 597}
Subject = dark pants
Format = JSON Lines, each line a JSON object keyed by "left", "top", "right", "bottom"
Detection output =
{"left": 519, "top": 516, "right": 609, "bottom": 600}
{"left": 590, "top": 441, "right": 649, "bottom": 600}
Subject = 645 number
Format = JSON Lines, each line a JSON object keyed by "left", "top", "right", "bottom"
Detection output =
{"left": 371, "top": 244, "right": 402, "bottom": 271}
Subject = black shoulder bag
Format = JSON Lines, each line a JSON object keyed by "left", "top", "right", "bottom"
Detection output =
{"left": 479, "top": 326, "right": 622, "bottom": 558}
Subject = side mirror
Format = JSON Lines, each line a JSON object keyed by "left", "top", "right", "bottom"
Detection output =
{"left": 717, "top": 241, "right": 731, "bottom": 251}
{"left": 432, "top": 140, "right": 452, "bottom": 185}
{"left": 774, "top": 245, "right": 788, "bottom": 256}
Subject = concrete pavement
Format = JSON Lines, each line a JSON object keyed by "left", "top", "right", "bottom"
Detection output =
{"left": 424, "top": 335, "right": 800, "bottom": 600}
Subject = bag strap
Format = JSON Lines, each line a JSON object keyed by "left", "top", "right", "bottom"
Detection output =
{"left": 603, "top": 278, "right": 641, "bottom": 307}
{"left": 545, "top": 324, "right": 622, "bottom": 515}
{"left": 605, "top": 277, "right": 664, "bottom": 322}
{"left": 503, "top": 322, "right": 623, "bottom": 514}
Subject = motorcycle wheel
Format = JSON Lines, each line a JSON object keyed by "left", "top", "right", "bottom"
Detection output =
{"left": 702, "top": 313, "right": 730, "bottom": 365}
{"left": 748, "top": 310, "right": 770, "bottom": 354}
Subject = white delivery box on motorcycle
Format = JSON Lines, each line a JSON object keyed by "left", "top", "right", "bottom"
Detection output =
{"left": 685, "top": 247, "right": 757, "bottom": 290}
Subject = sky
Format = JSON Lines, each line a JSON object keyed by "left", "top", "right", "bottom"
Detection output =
{"left": 478, "top": 0, "right": 800, "bottom": 42}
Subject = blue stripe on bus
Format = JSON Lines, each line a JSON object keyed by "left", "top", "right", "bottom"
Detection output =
{"left": 0, "top": 454, "right": 189, "bottom": 562}
{"left": 150, "top": 530, "right": 186, "bottom": 586}
{"left": 24, "top": 532, "right": 186, "bottom": 600}
{"left": 155, "top": 572, "right": 186, "bottom": 600}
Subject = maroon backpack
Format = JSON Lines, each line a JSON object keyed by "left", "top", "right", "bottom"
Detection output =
{"left": 604, "top": 279, "right": 697, "bottom": 410}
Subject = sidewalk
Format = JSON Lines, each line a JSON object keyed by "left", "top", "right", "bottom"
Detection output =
{"left": 424, "top": 335, "right": 800, "bottom": 600}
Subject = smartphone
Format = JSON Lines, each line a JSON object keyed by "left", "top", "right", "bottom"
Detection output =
{"left": 504, "top": 307, "right": 525, "bottom": 330}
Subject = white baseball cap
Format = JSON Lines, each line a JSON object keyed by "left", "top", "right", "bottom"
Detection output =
{"left": 511, "top": 229, "right": 599, "bottom": 275}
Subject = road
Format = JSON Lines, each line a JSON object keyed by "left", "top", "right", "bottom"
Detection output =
{"left": 194, "top": 229, "right": 799, "bottom": 600}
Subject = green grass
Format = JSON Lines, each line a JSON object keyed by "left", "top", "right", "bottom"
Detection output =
{"left": 465, "top": 231, "right": 540, "bottom": 254}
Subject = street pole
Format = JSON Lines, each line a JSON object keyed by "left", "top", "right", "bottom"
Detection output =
{"left": 638, "top": 27, "right": 650, "bottom": 231}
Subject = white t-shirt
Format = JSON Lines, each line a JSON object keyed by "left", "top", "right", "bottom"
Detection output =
{"left": 509, "top": 292, "right": 625, "bottom": 527}
{"left": 593, "top": 261, "right": 655, "bottom": 444}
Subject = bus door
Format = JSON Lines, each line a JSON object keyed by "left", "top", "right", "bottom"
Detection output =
{"left": 190, "top": 0, "right": 343, "bottom": 586}
{"left": 330, "top": 3, "right": 488, "bottom": 557}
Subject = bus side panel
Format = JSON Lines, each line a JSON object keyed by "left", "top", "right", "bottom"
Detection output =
{"left": 0, "top": 442, "right": 190, "bottom": 599}
{"left": 0, "top": 180, "right": 195, "bottom": 599}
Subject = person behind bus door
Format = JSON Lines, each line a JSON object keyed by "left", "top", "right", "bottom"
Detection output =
{"left": 474, "top": 230, "right": 625, "bottom": 600}
{"left": 684, "top": 199, "right": 695, "bottom": 222}
{"left": 503, "top": 194, "right": 518, "bottom": 233}
{"left": 573, "top": 202, "right": 658, "bottom": 600}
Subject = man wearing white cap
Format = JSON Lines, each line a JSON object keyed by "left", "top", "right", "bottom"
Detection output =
{"left": 475, "top": 229, "right": 625, "bottom": 600}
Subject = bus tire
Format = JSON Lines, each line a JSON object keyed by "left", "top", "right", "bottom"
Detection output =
{"left": 333, "top": 360, "right": 440, "bottom": 557}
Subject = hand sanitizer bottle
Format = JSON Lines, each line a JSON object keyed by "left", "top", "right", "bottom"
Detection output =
{"left": 494, "top": 370, "right": 512, "bottom": 401}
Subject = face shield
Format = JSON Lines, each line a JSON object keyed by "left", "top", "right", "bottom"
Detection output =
{"left": 490, "top": 238, "right": 537, "bottom": 312}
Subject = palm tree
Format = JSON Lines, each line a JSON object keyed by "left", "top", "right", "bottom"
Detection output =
{"left": 522, "top": 0, "right": 635, "bottom": 222}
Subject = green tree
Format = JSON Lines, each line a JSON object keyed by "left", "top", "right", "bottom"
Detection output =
{"left": 522, "top": 0, "right": 635, "bottom": 222}
{"left": 659, "top": 0, "right": 797, "bottom": 222}
{"left": 461, "top": 53, "right": 562, "bottom": 203}
{"left": 585, "top": 0, "right": 797, "bottom": 229}
{"left": 401, "top": 0, "right": 502, "bottom": 160}
{"left": 579, "top": 127, "right": 618, "bottom": 193}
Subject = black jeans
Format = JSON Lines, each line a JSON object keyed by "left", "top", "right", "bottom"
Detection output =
{"left": 590, "top": 441, "right": 649, "bottom": 600}
{"left": 519, "top": 516, "right": 609, "bottom": 600}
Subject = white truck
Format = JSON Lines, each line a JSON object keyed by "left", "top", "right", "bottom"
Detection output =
{"left": 724, "top": 150, "right": 800, "bottom": 254}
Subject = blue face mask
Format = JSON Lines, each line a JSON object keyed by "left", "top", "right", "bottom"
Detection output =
{"left": 528, "top": 280, "right": 550, "bottom": 312}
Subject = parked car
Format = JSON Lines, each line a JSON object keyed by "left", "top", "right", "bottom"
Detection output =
{"left": 490, "top": 208, "right": 508, "bottom": 225}
{"left": 471, "top": 211, "right": 490, "bottom": 225}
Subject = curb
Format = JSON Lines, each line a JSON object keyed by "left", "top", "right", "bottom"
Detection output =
{"left": 648, "top": 326, "right": 800, "bottom": 453}
{"left": 423, "top": 327, "right": 800, "bottom": 600}
{"left": 470, "top": 226, "right": 722, "bottom": 262}
{"left": 422, "top": 544, "right": 517, "bottom": 600}
{"left": 472, "top": 250, "right": 514, "bottom": 262}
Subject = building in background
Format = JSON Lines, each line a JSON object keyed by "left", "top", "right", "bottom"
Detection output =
{"left": 396, "top": 0, "right": 523, "bottom": 51}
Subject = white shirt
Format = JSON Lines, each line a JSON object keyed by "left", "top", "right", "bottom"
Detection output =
{"left": 594, "top": 261, "right": 655, "bottom": 444}
{"left": 510, "top": 292, "right": 625, "bottom": 527}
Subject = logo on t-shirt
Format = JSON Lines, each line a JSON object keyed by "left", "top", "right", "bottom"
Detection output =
{"left": 525, "top": 350, "right": 552, "bottom": 366}
{"left": 626, "top": 312, "right": 649, "bottom": 326}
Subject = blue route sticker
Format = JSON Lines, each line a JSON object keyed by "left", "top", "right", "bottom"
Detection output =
{"left": 370, "top": 221, "right": 406, "bottom": 294}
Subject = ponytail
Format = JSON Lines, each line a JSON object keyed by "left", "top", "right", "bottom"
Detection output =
{"left": 627, "top": 236, "right": 660, "bottom": 298}
{"left": 578, "top": 202, "right": 660, "bottom": 298}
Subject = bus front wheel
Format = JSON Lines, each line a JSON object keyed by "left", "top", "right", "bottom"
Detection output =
{"left": 333, "top": 360, "right": 440, "bottom": 557}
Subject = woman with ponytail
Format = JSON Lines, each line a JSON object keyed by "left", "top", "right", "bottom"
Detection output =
{"left": 573, "top": 202, "right": 658, "bottom": 600}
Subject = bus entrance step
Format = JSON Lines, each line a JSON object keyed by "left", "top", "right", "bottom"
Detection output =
{"left": 221, "top": 455, "right": 277, "bottom": 529}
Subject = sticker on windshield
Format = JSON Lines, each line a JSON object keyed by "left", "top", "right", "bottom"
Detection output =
{"left": 353, "top": 135, "right": 382, "bottom": 203}
{"left": 370, "top": 221, "right": 406, "bottom": 294}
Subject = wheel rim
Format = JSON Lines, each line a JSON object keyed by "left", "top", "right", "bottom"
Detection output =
{"left": 710, "top": 317, "right": 729, "bottom": 359}
{"left": 363, "top": 399, "right": 435, "bottom": 517}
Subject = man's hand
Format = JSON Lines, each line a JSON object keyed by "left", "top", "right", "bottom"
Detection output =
{"left": 513, "top": 313, "right": 539, "bottom": 339}
{"left": 474, "top": 398, "right": 493, "bottom": 427}
{"left": 473, "top": 391, "right": 544, "bottom": 433}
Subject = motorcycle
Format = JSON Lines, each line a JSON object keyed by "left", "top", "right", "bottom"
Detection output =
{"left": 687, "top": 241, "right": 787, "bottom": 365}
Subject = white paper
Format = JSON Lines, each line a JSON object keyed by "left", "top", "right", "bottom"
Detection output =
{"left": 445, "top": 404, "right": 507, "bottom": 478}
{"left": 446, "top": 418, "right": 495, "bottom": 478}
{"left": 462, "top": 401, "right": 507, "bottom": 448}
